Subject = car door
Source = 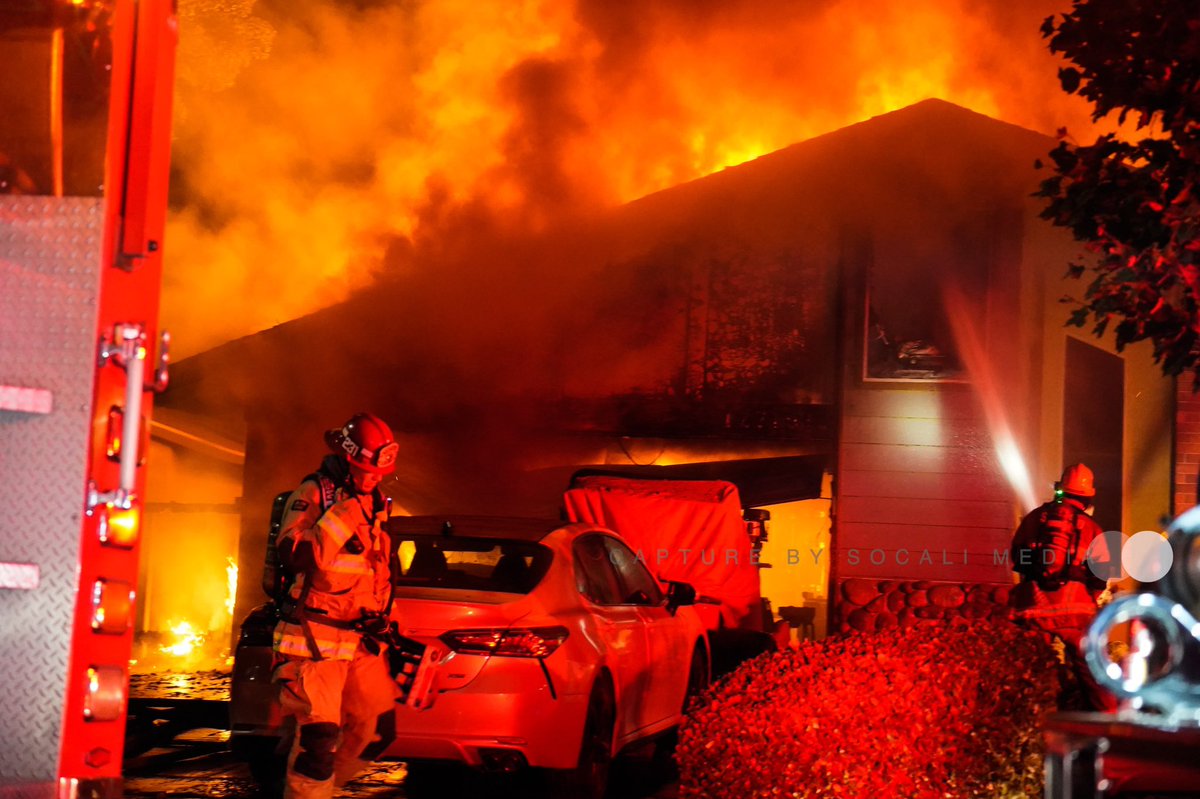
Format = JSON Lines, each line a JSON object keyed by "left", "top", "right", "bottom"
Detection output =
{"left": 601, "top": 536, "right": 692, "bottom": 731}
{"left": 572, "top": 534, "right": 650, "bottom": 743}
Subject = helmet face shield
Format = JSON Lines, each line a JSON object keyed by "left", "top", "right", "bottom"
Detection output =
{"left": 373, "top": 441, "right": 399, "bottom": 473}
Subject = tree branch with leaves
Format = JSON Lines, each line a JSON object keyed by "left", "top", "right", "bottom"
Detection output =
{"left": 1037, "top": 0, "right": 1200, "bottom": 376}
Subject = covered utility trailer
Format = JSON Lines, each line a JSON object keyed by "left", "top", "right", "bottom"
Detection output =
{"left": 0, "top": 2, "right": 177, "bottom": 797}
{"left": 563, "top": 476, "right": 764, "bottom": 632}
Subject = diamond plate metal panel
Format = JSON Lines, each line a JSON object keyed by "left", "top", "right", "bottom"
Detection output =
{"left": 0, "top": 196, "right": 105, "bottom": 781}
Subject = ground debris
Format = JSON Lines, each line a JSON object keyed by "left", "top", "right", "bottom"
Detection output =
{"left": 129, "top": 670, "right": 232, "bottom": 702}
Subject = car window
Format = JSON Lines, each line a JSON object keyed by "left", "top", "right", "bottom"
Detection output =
{"left": 393, "top": 537, "right": 551, "bottom": 594}
{"left": 573, "top": 535, "right": 624, "bottom": 605}
{"left": 603, "top": 537, "right": 665, "bottom": 607}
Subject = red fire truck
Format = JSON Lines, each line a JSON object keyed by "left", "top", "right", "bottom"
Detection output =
{"left": 0, "top": 1, "right": 177, "bottom": 796}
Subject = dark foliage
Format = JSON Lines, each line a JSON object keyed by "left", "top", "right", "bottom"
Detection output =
{"left": 676, "top": 620, "right": 1058, "bottom": 799}
{"left": 1036, "top": 0, "right": 1200, "bottom": 377}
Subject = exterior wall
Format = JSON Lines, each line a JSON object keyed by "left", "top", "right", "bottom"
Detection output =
{"left": 837, "top": 387, "right": 1015, "bottom": 583}
{"left": 233, "top": 411, "right": 322, "bottom": 636}
{"left": 835, "top": 578, "right": 1011, "bottom": 634}
{"left": 1174, "top": 373, "right": 1199, "bottom": 516}
{"left": 1124, "top": 341, "right": 1174, "bottom": 531}
{"left": 1028, "top": 215, "right": 1173, "bottom": 535}
{"left": 833, "top": 206, "right": 1174, "bottom": 598}
{"left": 833, "top": 205, "right": 1030, "bottom": 589}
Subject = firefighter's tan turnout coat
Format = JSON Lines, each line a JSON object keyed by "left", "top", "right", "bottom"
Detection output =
{"left": 273, "top": 477, "right": 393, "bottom": 659}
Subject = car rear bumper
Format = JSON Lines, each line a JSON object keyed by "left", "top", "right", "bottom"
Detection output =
{"left": 388, "top": 663, "right": 590, "bottom": 770}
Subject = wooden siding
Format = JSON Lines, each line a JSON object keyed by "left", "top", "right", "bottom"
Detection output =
{"left": 841, "top": 442, "right": 1001, "bottom": 475}
{"left": 839, "top": 521, "right": 1011, "bottom": 552}
{"left": 839, "top": 468, "right": 1012, "bottom": 502}
{"left": 838, "top": 495, "right": 1014, "bottom": 529}
{"left": 836, "top": 386, "right": 1016, "bottom": 584}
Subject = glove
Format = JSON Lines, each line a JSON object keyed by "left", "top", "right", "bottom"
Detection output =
{"left": 1096, "top": 578, "right": 1120, "bottom": 608}
{"left": 357, "top": 613, "right": 389, "bottom": 637}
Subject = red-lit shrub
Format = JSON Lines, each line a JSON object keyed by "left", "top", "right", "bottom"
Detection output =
{"left": 676, "top": 619, "right": 1058, "bottom": 799}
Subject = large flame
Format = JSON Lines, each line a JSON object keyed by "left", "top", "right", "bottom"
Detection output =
{"left": 166, "top": 0, "right": 1105, "bottom": 358}
{"left": 154, "top": 559, "right": 235, "bottom": 658}
{"left": 225, "top": 557, "right": 238, "bottom": 617}
{"left": 159, "top": 620, "right": 205, "bottom": 658}
{"left": 137, "top": 553, "right": 238, "bottom": 672}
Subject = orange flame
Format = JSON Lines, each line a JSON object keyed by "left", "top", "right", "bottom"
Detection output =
{"left": 159, "top": 620, "right": 204, "bottom": 658}
{"left": 225, "top": 557, "right": 238, "bottom": 617}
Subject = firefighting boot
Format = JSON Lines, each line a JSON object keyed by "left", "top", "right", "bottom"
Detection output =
{"left": 285, "top": 722, "right": 339, "bottom": 799}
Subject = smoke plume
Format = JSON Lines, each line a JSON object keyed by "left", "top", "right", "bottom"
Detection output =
{"left": 164, "top": 0, "right": 1098, "bottom": 358}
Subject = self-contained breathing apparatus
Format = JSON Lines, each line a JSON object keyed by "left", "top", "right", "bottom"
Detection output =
{"left": 1013, "top": 497, "right": 1089, "bottom": 591}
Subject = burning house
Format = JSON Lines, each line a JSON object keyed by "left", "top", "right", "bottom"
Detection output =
{"left": 152, "top": 99, "right": 1174, "bottom": 644}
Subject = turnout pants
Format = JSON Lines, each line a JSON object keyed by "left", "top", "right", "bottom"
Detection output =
{"left": 274, "top": 642, "right": 399, "bottom": 799}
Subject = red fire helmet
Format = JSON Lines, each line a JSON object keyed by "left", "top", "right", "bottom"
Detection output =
{"left": 1058, "top": 463, "right": 1096, "bottom": 498}
{"left": 325, "top": 412, "right": 399, "bottom": 475}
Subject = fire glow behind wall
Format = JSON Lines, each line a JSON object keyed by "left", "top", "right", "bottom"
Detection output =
{"left": 165, "top": 0, "right": 1109, "bottom": 359}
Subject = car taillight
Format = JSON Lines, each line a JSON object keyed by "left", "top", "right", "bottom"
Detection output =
{"left": 440, "top": 626, "right": 569, "bottom": 658}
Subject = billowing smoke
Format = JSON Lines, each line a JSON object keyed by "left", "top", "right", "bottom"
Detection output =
{"left": 164, "top": 0, "right": 1098, "bottom": 359}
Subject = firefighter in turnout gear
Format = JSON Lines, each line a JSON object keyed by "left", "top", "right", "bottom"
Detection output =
{"left": 272, "top": 413, "right": 401, "bottom": 799}
{"left": 1009, "top": 462, "right": 1116, "bottom": 710}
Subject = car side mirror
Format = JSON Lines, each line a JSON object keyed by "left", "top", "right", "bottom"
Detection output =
{"left": 665, "top": 581, "right": 697, "bottom": 615}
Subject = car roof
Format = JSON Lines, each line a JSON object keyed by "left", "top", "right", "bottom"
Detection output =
{"left": 385, "top": 515, "right": 570, "bottom": 543}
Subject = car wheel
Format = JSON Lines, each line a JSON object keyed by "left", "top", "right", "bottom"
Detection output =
{"left": 549, "top": 676, "right": 615, "bottom": 799}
